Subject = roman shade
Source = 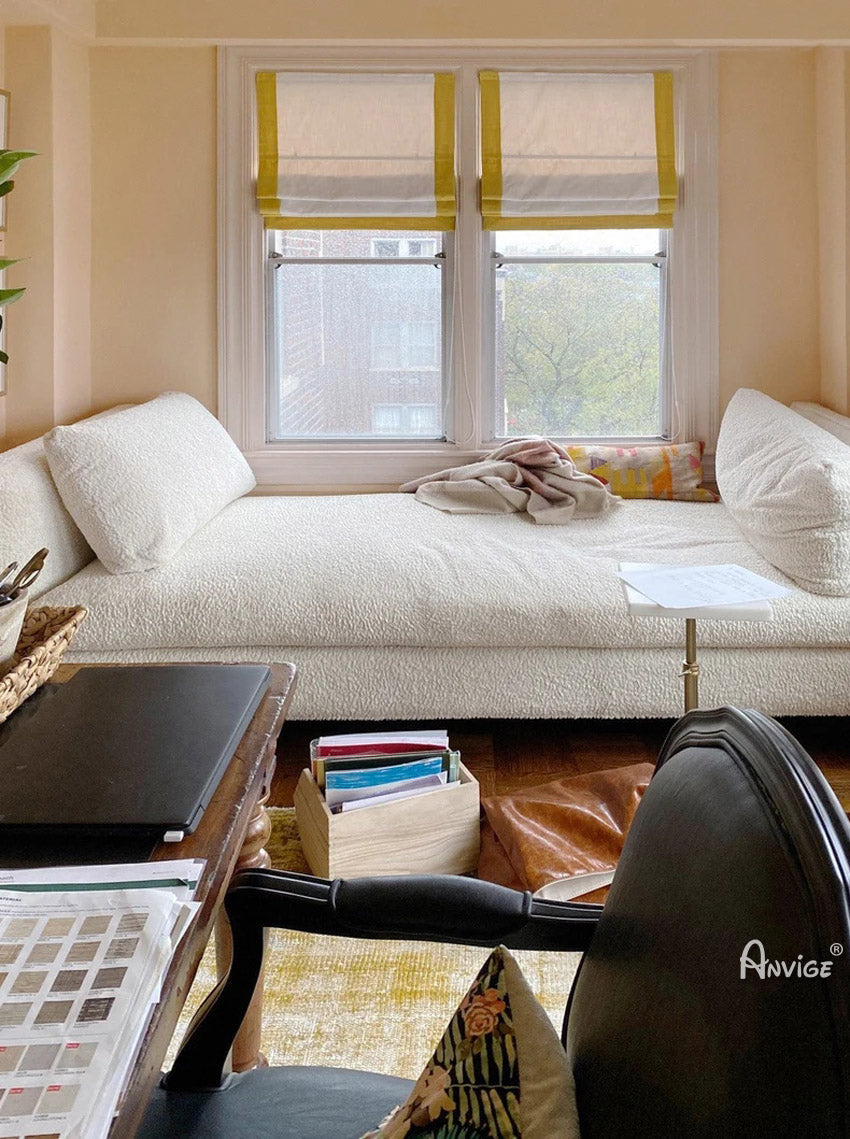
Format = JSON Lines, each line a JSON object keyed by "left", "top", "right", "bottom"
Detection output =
{"left": 255, "top": 71, "right": 456, "bottom": 230}
{"left": 479, "top": 70, "right": 677, "bottom": 230}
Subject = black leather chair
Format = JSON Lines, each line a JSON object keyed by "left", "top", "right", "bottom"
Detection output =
{"left": 140, "top": 708, "right": 850, "bottom": 1138}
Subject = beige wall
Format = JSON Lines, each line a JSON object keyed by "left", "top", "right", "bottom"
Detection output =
{"left": 816, "top": 48, "right": 850, "bottom": 414}
{"left": 717, "top": 50, "right": 821, "bottom": 412}
{"left": 5, "top": 27, "right": 56, "bottom": 445}
{"left": 89, "top": 47, "right": 216, "bottom": 413}
{"left": 0, "top": 18, "right": 846, "bottom": 446}
{"left": 2, "top": 24, "right": 91, "bottom": 448}
{"left": 51, "top": 28, "right": 92, "bottom": 427}
{"left": 87, "top": 47, "right": 826, "bottom": 425}
{"left": 0, "top": 27, "right": 6, "bottom": 442}
{"left": 94, "top": 0, "right": 850, "bottom": 44}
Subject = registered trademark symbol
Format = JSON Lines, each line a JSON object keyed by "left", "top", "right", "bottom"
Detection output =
{"left": 830, "top": 943, "right": 844, "bottom": 957}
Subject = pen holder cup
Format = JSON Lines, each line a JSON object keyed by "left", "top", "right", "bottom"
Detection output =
{"left": 0, "top": 590, "right": 28, "bottom": 674}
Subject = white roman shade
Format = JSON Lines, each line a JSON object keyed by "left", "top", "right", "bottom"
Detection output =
{"left": 256, "top": 71, "right": 456, "bottom": 230}
{"left": 479, "top": 70, "right": 678, "bottom": 230}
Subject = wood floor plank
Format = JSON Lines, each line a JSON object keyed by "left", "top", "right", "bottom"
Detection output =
{"left": 782, "top": 717, "right": 850, "bottom": 814}
{"left": 272, "top": 717, "right": 850, "bottom": 815}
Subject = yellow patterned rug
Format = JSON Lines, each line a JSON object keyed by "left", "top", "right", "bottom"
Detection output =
{"left": 169, "top": 808, "right": 581, "bottom": 1079}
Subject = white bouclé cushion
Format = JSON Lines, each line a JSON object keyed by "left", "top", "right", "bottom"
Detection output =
{"left": 716, "top": 389, "right": 850, "bottom": 595}
{"left": 43, "top": 392, "right": 256, "bottom": 574}
{"left": 0, "top": 438, "right": 94, "bottom": 595}
{"left": 791, "top": 401, "right": 850, "bottom": 447}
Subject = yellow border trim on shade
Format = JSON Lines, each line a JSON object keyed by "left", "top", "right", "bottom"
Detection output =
{"left": 485, "top": 212, "right": 674, "bottom": 231}
{"left": 653, "top": 71, "right": 678, "bottom": 219}
{"left": 255, "top": 71, "right": 280, "bottom": 216}
{"left": 479, "top": 70, "right": 503, "bottom": 229}
{"left": 264, "top": 216, "right": 456, "bottom": 232}
{"left": 434, "top": 72, "right": 457, "bottom": 224}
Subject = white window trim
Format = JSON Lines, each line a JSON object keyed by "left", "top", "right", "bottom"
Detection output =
{"left": 218, "top": 44, "right": 718, "bottom": 489}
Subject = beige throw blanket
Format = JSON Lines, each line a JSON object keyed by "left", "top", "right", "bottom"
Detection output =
{"left": 400, "top": 437, "right": 618, "bottom": 524}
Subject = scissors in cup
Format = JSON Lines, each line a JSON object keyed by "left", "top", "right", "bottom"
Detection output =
{"left": 2, "top": 548, "right": 48, "bottom": 602}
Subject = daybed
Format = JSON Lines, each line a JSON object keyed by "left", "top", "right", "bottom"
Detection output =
{"left": 4, "top": 389, "right": 850, "bottom": 721}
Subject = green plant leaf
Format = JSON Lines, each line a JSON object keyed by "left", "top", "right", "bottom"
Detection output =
{"left": 0, "top": 180, "right": 13, "bottom": 199}
{"left": 0, "top": 287, "right": 25, "bottom": 307}
{"left": 0, "top": 150, "right": 37, "bottom": 181}
{"left": 0, "top": 258, "right": 20, "bottom": 272}
{"left": 0, "top": 350, "right": 8, "bottom": 366}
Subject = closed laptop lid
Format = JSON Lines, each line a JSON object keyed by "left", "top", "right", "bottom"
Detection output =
{"left": 0, "top": 664, "right": 271, "bottom": 837}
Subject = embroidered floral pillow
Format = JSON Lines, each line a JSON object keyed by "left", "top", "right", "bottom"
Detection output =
{"left": 361, "top": 945, "right": 580, "bottom": 1139}
{"left": 566, "top": 441, "right": 718, "bottom": 501}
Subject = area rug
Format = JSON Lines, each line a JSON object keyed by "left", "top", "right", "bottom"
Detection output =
{"left": 168, "top": 808, "right": 581, "bottom": 1079}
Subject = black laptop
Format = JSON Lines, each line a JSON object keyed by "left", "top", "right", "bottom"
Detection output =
{"left": 0, "top": 664, "right": 271, "bottom": 851}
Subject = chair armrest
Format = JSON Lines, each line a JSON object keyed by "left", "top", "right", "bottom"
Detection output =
{"left": 234, "top": 867, "right": 602, "bottom": 948}
{"left": 165, "top": 869, "right": 601, "bottom": 1091}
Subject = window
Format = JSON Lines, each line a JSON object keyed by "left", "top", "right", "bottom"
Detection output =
{"left": 372, "top": 403, "right": 439, "bottom": 435}
{"left": 220, "top": 48, "right": 717, "bottom": 488}
{"left": 268, "top": 230, "right": 446, "bottom": 440}
{"left": 370, "top": 238, "right": 439, "bottom": 258}
{"left": 491, "top": 230, "right": 667, "bottom": 439}
{"left": 371, "top": 320, "right": 440, "bottom": 371}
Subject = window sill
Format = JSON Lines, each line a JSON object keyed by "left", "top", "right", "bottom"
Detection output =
{"left": 244, "top": 444, "right": 483, "bottom": 489}
{"left": 243, "top": 437, "right": 714, "bottom": 490}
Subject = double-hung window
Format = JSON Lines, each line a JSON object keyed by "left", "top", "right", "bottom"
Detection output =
{"left": 268, "top": 230, "right": 447, "bottom": 440}
{"left": 255, "top": 71, "right": 455, "bottom": 446}
{"left": 480, "top": 70, "right": 677, "bottom": 441}
{"left": 219, "top": 49, "right": 717, "bottom": 488}
{"left": 490, "top": 229, "right": 667, "bottom": 438}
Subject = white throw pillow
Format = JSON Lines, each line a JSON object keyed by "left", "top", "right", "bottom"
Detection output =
{"left": 0, "top": 438, "right": 94, "bottom": 595}
{"left": 791, "top": 401, "right": 850, "bottom": 447}
{"left": 44, "top": 392, "right": 256, "bottom": 574}
{"left": 716, "top": 389, "right": 850, "bottom": 595}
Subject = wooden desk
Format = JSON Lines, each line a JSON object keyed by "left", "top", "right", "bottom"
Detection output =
{"left": 46, "top": 662, "right": 296, "bottom": 1138}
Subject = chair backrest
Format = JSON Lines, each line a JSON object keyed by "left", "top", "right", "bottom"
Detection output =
{"left": 565, "top": 707, "right": 850, "bottom": 1139}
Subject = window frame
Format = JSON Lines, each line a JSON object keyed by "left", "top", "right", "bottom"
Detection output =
{"left": 219, "top": 45, "right": 718, "bottom": 490}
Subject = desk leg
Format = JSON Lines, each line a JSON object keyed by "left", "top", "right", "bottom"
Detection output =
{"left": 215, "top": 756, "right": 274, "bottom": 1073}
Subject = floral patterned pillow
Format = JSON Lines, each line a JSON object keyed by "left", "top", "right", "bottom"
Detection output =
{"left": 361, "top": 945, "right": 579, "bottom": 1139}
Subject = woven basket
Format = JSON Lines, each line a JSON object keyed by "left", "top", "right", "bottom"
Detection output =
{"left": 0, "top": 605, "right": 88, "bottom": 724}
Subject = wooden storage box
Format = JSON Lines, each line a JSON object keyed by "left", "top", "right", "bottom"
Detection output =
{"left": 294, "top": 763, "right": 480, "bottom": 878}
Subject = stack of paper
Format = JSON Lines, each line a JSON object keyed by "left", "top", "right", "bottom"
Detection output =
{"left": 0, "top": 860, "right": 203, "bottom": 1138}
{"left": 617, "top": 563, "right": 792, "bottom": 610}
{"left": 310, "top": 730, "right": 461, "bottom": 813}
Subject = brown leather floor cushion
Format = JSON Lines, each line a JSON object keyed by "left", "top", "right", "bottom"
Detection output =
{"left": 478, "top": 764, "right": 654, "bottom": 903}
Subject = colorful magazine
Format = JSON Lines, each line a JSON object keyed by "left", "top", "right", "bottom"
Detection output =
{"left": 313, "top": 748, "right": 459, "bottom": 788}
{"left": 324, "top": 756, "right": 447, "bottom": 807}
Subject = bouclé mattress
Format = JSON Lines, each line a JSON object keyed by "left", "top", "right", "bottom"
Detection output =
{"left": 7, "top": 388, "right": 850, "bottom": 721}
{"left": 40, "top": 494, "right": 850, "bottom": 719}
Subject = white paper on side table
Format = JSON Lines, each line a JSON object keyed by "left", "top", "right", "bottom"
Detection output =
{"left": 617, "top": 563, "right": 792, "bottom": 611}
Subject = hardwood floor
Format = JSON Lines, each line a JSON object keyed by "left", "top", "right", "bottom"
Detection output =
{"left": 272, "top": 715, "right": 850, "bottom": 813}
